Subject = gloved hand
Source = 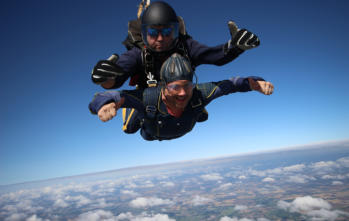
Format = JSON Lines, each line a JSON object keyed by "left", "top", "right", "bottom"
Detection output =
{"left": 227, "top": 21, "right": 260, "bottom": 51}
{"left": 91, "top": 54, "right": 124, "bottom": 85}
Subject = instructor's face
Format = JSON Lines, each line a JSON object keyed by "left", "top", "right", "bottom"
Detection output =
{"left": 146, "top": 25, "right": 174, "bottom": 52}
{"left": 164, "top": 80, "right": 194, "bottom": 109}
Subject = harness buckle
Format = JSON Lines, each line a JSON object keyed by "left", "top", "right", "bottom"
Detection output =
{"left": 146, "top": 105, "right": 157, "bottom": 113}
{"left": 147, "top": 79, "right": 157, "bottom": 87}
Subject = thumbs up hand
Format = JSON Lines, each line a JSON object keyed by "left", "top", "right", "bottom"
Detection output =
{"left": 227, "top": 21, "right": 260, "bottom": 51}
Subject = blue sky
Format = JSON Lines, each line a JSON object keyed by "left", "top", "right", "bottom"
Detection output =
{"left": 1, "top": 0, "right": 348, "bottom": 185}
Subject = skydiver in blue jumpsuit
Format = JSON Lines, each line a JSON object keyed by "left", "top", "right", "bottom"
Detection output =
{"left": 89, "top": 53, "right": 274, "bottom": 141}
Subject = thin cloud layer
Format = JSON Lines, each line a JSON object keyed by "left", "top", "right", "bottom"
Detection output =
{"left": 220, "top": 217, "right": 269, "bottom": 221}
{"left": 262, "top": 177, "right": 275, "bottom": 182}
{"left": 217, "top": 183, "right": 233, "bottom": 190}
{"left": 200, "top": 173, "right": 223, "bottom": 181}
{"left": 283, "top": 164, "right": 306, "bottom": 172}
{"left": 234, "top": 205, "right": 248, "bottom": 211}
{"left": 75, "top": 210, "right": 175, "bottom": 221}
{"left": 287, "top": 175, "right": 315, "bottom": 184}
{"left": 191, "top": 195, "right": 213, "bottom": 206}
{"left": 129, "top": 197, "right": 173, "bottom": 208}
{"left": 121, "top": 190, "right": 139, "bottom": 197}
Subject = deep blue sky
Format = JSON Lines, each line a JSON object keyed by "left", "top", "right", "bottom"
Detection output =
{"left": 1, "top": 0, "right": 348, "bottom": 185}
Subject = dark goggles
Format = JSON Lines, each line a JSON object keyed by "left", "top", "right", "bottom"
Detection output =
{"left": 147, "top": 27, "right": 173, "bottom": 37}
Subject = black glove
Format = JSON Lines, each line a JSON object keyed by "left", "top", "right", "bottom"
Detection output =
{"left": 91, "top": 54, "right": 124, "bottom": 85}
{"left": 227, "top": 21, "right": 260, "bottom": 51}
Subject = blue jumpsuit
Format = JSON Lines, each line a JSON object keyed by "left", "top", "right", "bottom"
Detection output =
{"left": 89, "top": 76, "right": 264, "bottom": 141}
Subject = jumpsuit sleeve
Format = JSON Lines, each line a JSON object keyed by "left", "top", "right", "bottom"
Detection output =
{"left": 116, "top": 47, "right": 143, "bottom": 74}
{"left": 198, "top": 76, "right": 265, "bottom": 106}
{"left": 186, "top": 38, "right": 244, "bottom": 67}
{"left": 107, "top": 47, "right": 143, "bottom": 89}
{"left": 88, "top": 89, "right": 145, "bottom": 115}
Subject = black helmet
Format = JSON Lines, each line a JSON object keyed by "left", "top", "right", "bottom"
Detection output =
{"left": 160, "top": 53, "right": 193, "bottom": 84}
{"left": 141, "top": 1, "right": 179, "bottom": 47}
{"left": 141, "top": 1, "right": 178, "bottom": 26}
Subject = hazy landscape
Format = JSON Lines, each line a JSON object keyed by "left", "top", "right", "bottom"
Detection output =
{"left": 1, "top": 141, "right": 349, "bottom": 221}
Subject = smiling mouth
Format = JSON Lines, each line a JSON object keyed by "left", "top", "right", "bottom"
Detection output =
{"left": 175, "top": 97, "right": 187, "bottom": 102}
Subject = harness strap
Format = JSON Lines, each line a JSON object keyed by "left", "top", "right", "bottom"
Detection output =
{"left": 176, "top": 39, "right": 194, "bottom": 71}
{"left": 190, "top": 89, "right": 207, "bottom": 122}
{"left": 143, "top": 86, "right": 161, "bottom": 119}
{"left": 142, "top": 48, "right": 157, "bottom": 87}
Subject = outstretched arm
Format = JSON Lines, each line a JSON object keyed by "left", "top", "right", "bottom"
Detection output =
{"left": 188, "top": 21, "right": 259, "bottom": 67}
{"left": 198, "top": 76, "right": 274, "bottom": 106}
{"left": 89, "top": 89, "right": 144, "bottom": 122}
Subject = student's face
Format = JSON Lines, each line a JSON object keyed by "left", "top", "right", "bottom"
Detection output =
{"left": 146, "top": 25, "right": 175, "bottom": 52}
{"left": 164, "top": 80, "right": 194, "bottom": 109}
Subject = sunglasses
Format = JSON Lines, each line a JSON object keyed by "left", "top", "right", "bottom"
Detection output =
{"left": 147, "top": 27, "right": 173, "bottom": 37}
{"left": 166, "top": 82, "right": 194, "bottom": 93}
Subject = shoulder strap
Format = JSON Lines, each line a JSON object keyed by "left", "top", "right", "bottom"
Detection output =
{"left": 141, "top": 48, "right": 158, "bottom": 87}
{"left": 190, "top": 88, "right": 210, "bottom": 123}
{"left": 177, "top": 16, "right": 187, "bottom": 36}
{"left": 190, "top": 88, "right": 204, "bottom": 109}
{"left": 175, "top": 38, "right": 193, "bottom": 70}
{"left": 143, "top": 86, "right": 161, "bottom": 119}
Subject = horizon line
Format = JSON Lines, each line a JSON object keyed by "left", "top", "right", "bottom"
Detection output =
{"left": 2, "top": 138, "right": 348, "bottom": 187}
